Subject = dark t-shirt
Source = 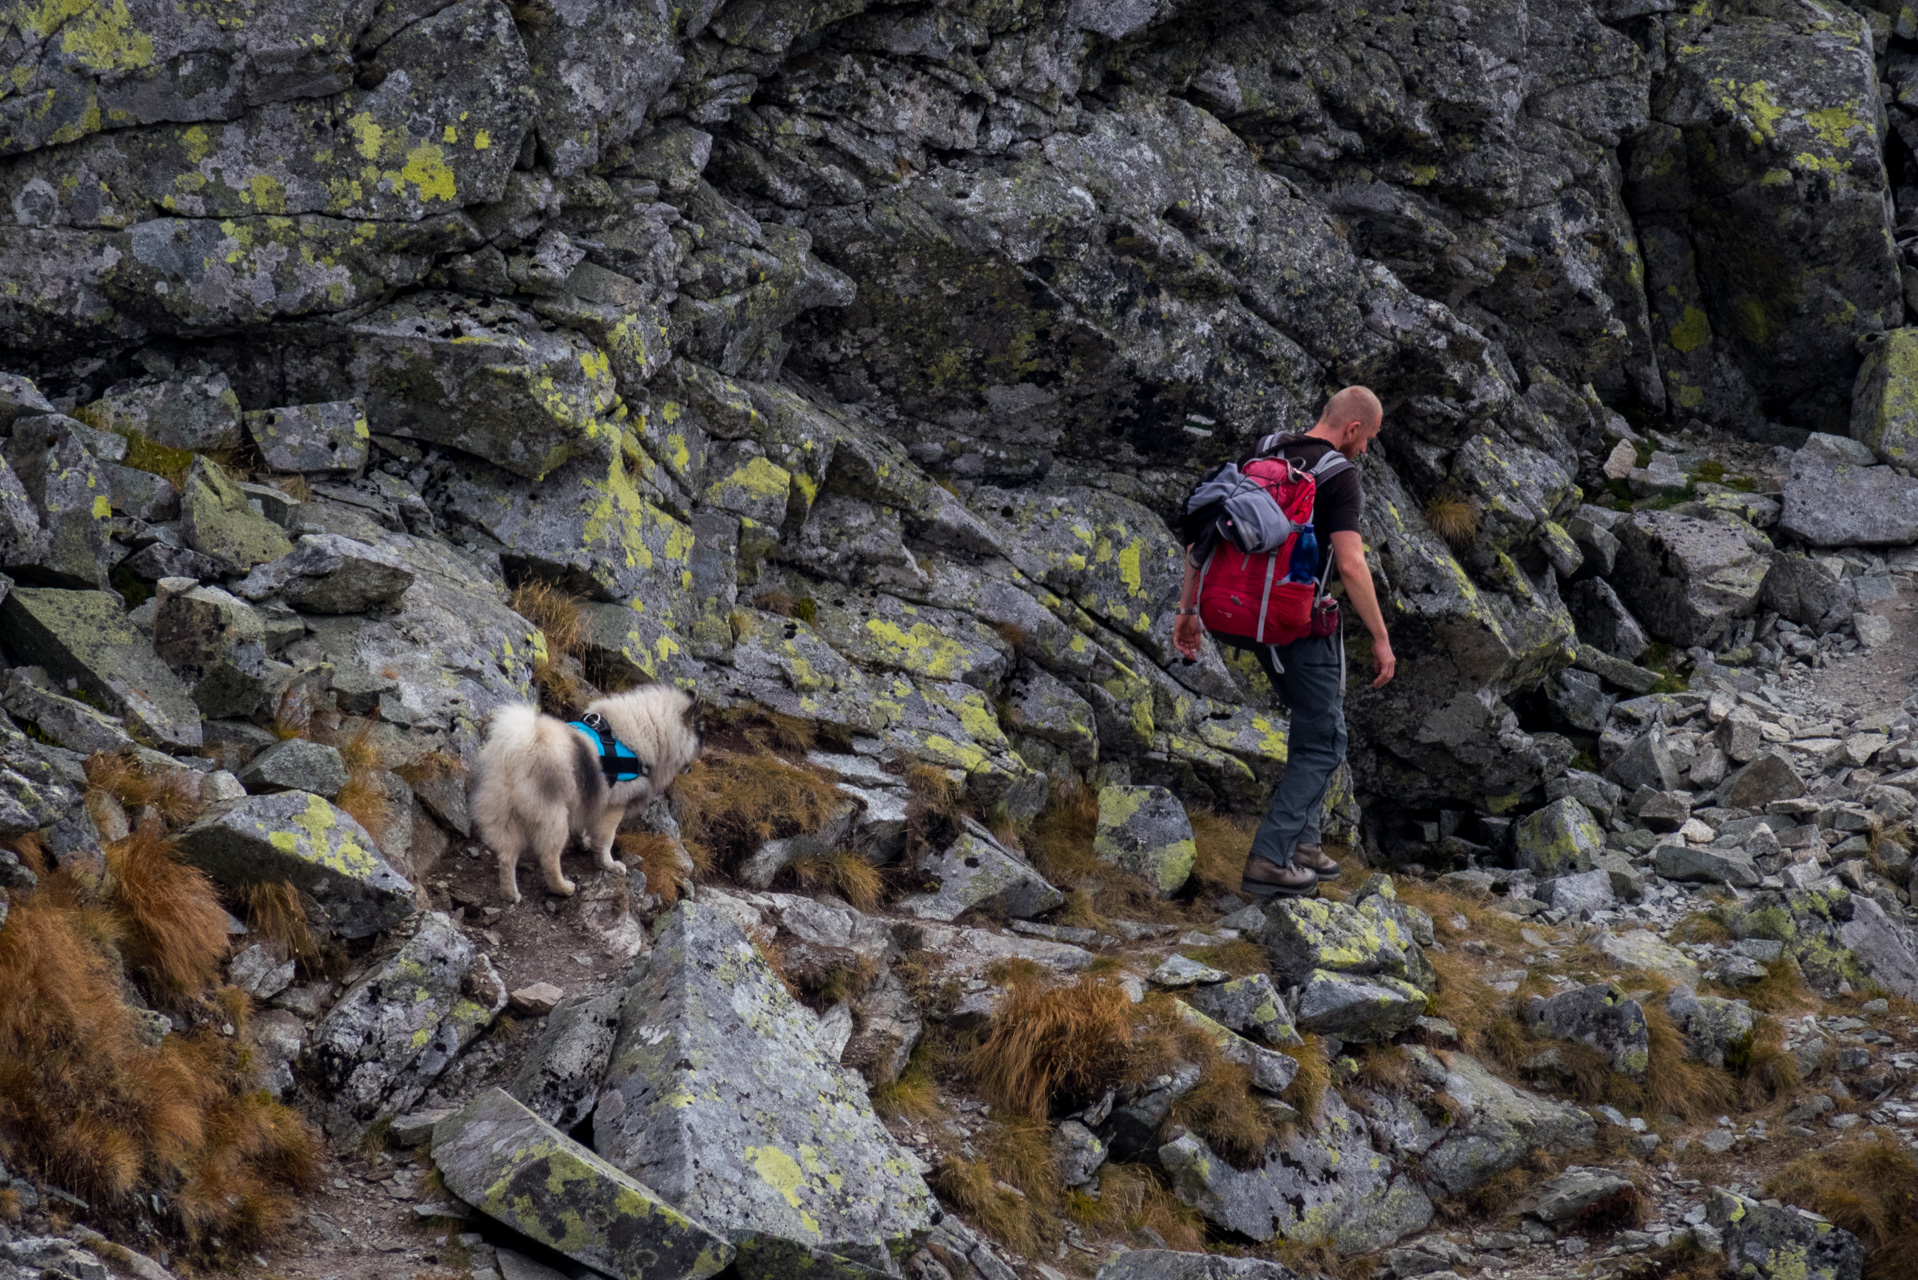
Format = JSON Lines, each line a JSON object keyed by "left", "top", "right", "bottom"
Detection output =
{"left": 1250, "top": 435, "right": 1362, "bottom": 583}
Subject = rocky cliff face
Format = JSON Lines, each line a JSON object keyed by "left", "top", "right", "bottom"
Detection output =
{"left": 12, "top": 0, "right": 1909, "bottom": 823}
{"left": 12, "top": 2, "right": 1918, "bottom": 1279}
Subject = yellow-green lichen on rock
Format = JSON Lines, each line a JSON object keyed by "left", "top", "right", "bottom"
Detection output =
{"left": 593, "top": 903, "right": 937, "bottom": 1271}
{"left": 174, "top": 790, "right": 415, "bottom": 940}
{"left": 433, "top": 1088, "right": 733, "bottom": 1280}
{"left": 1092, "top": 783, "right": 1196, "bottom": 894}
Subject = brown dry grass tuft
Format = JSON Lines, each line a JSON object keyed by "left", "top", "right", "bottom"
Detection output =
{"left": 1263, "top": 1238, "right": 1379, "bottom": 1280}
{"left": 1423, "top": 494, "right": 1481, "bottom": 547}
{"left": 104, "top": 816, "right": 230, "bottom": 1001}
{"left": 1741, "top": 958, "right": 1817, "bottom": 1015}
{"left": 966, "top": 971, "right": 1134, "bottom": 1121}
{"left": 1278, "top": 1033, "right": 1332, "bottom": 1121}
{"left": 1184, "top": 938, "right": 1268, "bottom": 978}
{"left": 751, "top": 588, "right": 795, "bottom": 617}
{"left": 1643, "top": 997, "right": 1734, "bottom": 1122}
{"left": 618, "top": 831, "right": 693, "bottom": 905}
{"left": 1189, "top": 809, "right": 1256, "bottom": 894}
{"left": 1170, "top": 1053, "right": 1281, "bottom": 1167}
{"left": 1354, "top": 1044, "right": 1416, "bottom": 1095}
{"left": 935, "top": 1116, "right": 1068, "bottom": 1257}
{"left": 0, "top": 867, "right": 319, "bottom": 1250}
{"left": 703, "top": 703, "right": 819, "bottom": 757}
{"left": 1769, "top": 1137, "right": 1918, "bottom": 1280}
{"left": 509, "top": 580, "right": 592, "bottom": 716}
{"left": 787, "top": 849, "right": 884, "bottom": 911}
{"left": 508, "top": 580, "right": 584, "bottom": 660}
{"left": 673, "top": 750, "right": 841, "bottom": 875}
{"left": 84, "top": 751, "right": 201, "bottom": 826}
{"left": 328, "top": 725, "right": 393, "bottom": 846}
{"left": 872, "top": 1041, "right": 944, "bottom": 1121}
{"left": 394, "top": 749, "right": 464, "bottom": 789}
{"left": 1727, "top": 1016, "right": 1801, "bottom": 1108}
{"left": 1447, "top": 1146, "right": 1561, "bottom": 1221}
{"left": 239, "top": 882, "right": 318, "bottom": 966}
{"left": 1081, "top": 1163, "right": 1206, "bottom": 1252}
{"left": 1023, "top": 785, "right": 1181, "bottom": 922}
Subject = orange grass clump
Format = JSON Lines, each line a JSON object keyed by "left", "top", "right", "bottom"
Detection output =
{"left": 0, "top": 866, "right": 319, "bottom": 1249}
{"left": 104, "top": 816, "right": 230, "bottom": 1001}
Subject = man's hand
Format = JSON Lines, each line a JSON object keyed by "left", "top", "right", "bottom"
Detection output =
{"left": 1174, "top": 613, "right": 1204, "bottom": 661}
{"left": 1371, "top": 634, "right": 1397, "bottom": 687}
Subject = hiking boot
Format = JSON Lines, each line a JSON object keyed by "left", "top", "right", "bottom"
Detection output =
{"left": 1294, "top": 843, "right": 1341, "bottom": 880}
{"left": 1240, "top": 854, "right": 1319, "bottom": 899}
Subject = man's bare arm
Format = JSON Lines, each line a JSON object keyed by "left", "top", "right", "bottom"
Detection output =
{"left": 1329, "top": 529, "right": 1395, "bottom": 687}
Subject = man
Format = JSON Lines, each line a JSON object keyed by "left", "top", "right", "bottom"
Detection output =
{"left": 1172, "top": 386, "right": 1396, "bottom": 897}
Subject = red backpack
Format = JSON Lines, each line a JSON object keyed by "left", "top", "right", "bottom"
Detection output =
{"left": 1194, "top": 448, "right": 1350, "bottom": 647}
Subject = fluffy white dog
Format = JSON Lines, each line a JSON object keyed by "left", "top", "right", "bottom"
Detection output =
{"left": 473, "top": 685, "right": 701, "bottom": 903}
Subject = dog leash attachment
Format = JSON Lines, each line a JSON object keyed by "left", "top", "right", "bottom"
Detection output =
{"left": 570, "top": 712, "right": 651, "bottom": 783}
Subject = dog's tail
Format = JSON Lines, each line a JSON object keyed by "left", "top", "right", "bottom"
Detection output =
{"left": 473, "top": 702, "right": 542, "bottom": 845}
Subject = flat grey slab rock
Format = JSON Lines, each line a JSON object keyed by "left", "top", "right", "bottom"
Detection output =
{"left": 1781, "top": 445, "right": 1918, "bottom": 546}
{"left": 433, "top": 1088, "right": 733, "bottom": 1280}
{"left": 176, "top": 791, "right": 415, "bottom": 940}
{"left": 307, "top": 912, "right": 503, "bottom": 1141}
{"left": 594, "top": 901, "right": 936, "bottom": 1272}
{"left": 0, "top": 587, "right": 201, "bottom": 749}
{"left": 1159, "top": 1089, "right": 1432, "bottom": 1253}
{"left": 1097, "top": 1251, "right": 1304, "bottom": 1279}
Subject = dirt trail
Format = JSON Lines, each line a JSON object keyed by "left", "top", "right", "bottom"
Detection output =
{"left": 1801, "top": 580, "right": 1918, "bottom": 721}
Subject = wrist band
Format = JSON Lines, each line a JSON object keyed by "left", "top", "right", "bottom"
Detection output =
{"left": 1175, "top": 606, "right": 1199, "bottom": 616}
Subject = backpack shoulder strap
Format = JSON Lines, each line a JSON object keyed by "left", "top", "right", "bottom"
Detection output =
{"left": 1309, "top": 450, "right": 1353, "bottom": 481}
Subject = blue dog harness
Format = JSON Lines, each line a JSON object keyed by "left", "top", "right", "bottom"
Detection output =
{"left": 568, "top": 712, "right": 650, "bottom": 784}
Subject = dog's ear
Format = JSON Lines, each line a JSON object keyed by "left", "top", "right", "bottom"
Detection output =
{"left": 681, "top": 690, "right": 703, "bottom": 737}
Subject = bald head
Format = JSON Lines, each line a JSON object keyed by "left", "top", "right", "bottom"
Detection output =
{"left": 1308, "top": 386, "right": 1383, "bottom": 459}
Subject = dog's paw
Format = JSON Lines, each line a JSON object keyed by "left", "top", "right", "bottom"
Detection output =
{"left": 596, "top": 852, "right": 622, "bottom": 872}
{"left": 550, "top": 877, "right": 577, "bottom": 897}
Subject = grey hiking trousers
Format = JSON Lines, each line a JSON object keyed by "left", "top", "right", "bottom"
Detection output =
{"left": 1245, "top": 631, "right": 1347, "bottom": 868}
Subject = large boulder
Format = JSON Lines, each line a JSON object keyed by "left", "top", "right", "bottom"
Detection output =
{"left": 0, "top": 587, "right": 201, "bottom": 749}
{"left": 1707, "top": 1189, "right": 1862, "bottom": 1280}
{"left": 506, "top": 991, "right": 622, "bottom": 1131}
{"left": 1853, "top": 327, "right": 1918, "bottom": 466}
{"left": 1159, "top": 1089, "right": 1432, "bottom": 1253}
{"left": 180, "top": 455, "right": 293, "bottom": 574}
{"left": 1262, "top": 894, "right": 1424, "bottom": 987}
{"left": 3, "top": 415, "right": 113, "bottom": 587}
{"left": 79, "top": 374, "right": 244, "bottom": 451}
{"left": 1098, "top": 1254, "right": 1303, "bottom": 1280}
{"left": 895, "top": 823, "right": 1064, "bottom": 922}
{"left": 1567, "top": 578, "right": 1649, "bottom": 662}
{"left": 175, "top": 792, "right": 416, "bottom": 940}
{"left": 1612, "top": 510, "right": 1770, "bottom": 646}
{"left": 1836, "top": 895, "right": 1918, "bottom": 1001}
{"left": 1513, "top": 796, "right": 1604, "bottom": 878}
{"left": 245, "top": 401, "right": 370, "bottom": 475}
{"left": 433, "top": 1089, "right": 733, "bottom": 1280}
{"left": 1413, "top": 1051, "right": 1597, "bottom": 1196}
{"left": 235, "top": 533, "right": 415, "bottom": 614}
{"left": 1762, "top": 551, "right": 1856, "bottom": 630}
{"left": 1293, "top": 970, "right": 1428, "bottom": 1043}
{"left": 1093, "top": 784, "right": 1197, "bottom": 895}
{"left": 1780, "top": 436, "right": 1918, "bottom": 547}
{"left": 152, "top": 582, "right": 281, "bottom": 720}
{"left": 306, "top": 912, "right": 505, "bottom": 1140}
{"left": 1721, "top": 749, "right": 1806, "bottom": 811}
{"left": 1637, "top": 6, "right": 1901, "bottom": 431}
{"left": 594, "top": 902, "right": 937, "bottom": 1273}
{"left": 1525, "top": 983, "right": 1650, "bottom": 1080}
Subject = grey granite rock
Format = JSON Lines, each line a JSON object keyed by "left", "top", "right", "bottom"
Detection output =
{"left": 594, "top": 902, "right": 937, "bottom": 1271}
{"left": 176, "top": 792, "right": 415, "bottom": 940}
{"left": 307, "top": 912, "right": 503, "bottom": 1140}
{"left": 433, "top": 1088, "right": 733, "bottom": 1280}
